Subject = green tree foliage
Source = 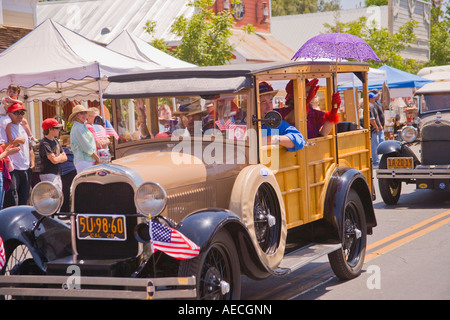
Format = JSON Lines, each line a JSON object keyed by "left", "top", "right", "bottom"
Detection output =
{"left": 365, "top": 0, "right": 388, "bottom": 6}
{"left": 272, "top": 0, "right": 341, "bottom": 16}
{"left": 324, "top": 17, "right": 421, "bottom": 73}
{"left": 272, "top": 0, "right": 318, "bottom": 16}
{"left": 428, "top": 1, "right": 450, "bottom": 66}
{"left": 144, "top": 0, "right": 255, "bottom": 66}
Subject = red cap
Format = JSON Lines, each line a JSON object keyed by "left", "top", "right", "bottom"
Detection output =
{"left": 7, "top": 103, "right": 26, "bottom": 113}
{"left": 42, "top": 118, "right": 62, "bottom": 130}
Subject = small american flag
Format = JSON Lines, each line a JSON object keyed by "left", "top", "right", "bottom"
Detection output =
{"left": 215, "top": 119, "right": 233, "bottom": 131}
{"left": 86, "top": 124, "right": 108, "bottom": 141}
{"left": 149, "top": 220, "right": 200, "bottom": 260}
{"left": 0, "top": 236, "right": 6, "bottom": 270}
{"left": 105, "top": 120, "right": 119, "bottom": 140}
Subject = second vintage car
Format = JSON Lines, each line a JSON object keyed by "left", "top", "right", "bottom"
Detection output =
{"left": 0, "top": 61, "right": 377, "bottom": 299}
{"left": 376, "top": 75, "right": 450, "bottom": 205}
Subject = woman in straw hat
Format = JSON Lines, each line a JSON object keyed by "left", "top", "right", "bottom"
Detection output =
{"left": 69, "top": 105, "right": 100, "bottom": 172}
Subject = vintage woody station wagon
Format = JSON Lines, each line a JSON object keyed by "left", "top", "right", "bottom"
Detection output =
{"left": 0, "top": 61, "right": 376, "bottom": 299}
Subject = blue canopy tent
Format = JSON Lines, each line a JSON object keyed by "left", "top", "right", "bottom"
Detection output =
{"left": 338, "top": 65, "right": 433, "bottom": 92}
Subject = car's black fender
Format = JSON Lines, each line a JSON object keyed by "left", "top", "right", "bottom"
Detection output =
{"left": 177, "top": 209, "right": 272, "bottom": 280}
{"left": 322, "top": 167, "right": 377, "bottom": 241}
{"left": 376, "top": 140, "right": 420, "bottom": 165}
{"left": 376, "top": 140, "right": 402, "bottom": 155}
{"left": 0, "top": 206, "right": 71, "bottom": 271}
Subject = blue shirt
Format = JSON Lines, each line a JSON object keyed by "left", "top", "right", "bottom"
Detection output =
{"left": 262, "top": 120, "right": 305, "bottom": 152}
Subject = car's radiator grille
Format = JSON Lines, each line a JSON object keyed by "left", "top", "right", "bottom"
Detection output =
{"left": 74, "top": 182, "right": 138, "bottom": 258}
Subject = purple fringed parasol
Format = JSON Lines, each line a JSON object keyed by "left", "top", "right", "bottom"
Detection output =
{"left": 292, "top": 33, "right": 381, "bottom": 62}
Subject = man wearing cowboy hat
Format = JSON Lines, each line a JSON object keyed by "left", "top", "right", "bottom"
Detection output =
{"left": 259, "top": 82, "right": 305, "bottom": 152}
{"left": 39, "top": 118, "right": 67, "bottom": 191}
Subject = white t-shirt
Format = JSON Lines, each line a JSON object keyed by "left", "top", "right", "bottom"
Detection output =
{"left": 0, "top": 119, "right": 30, "bottom": 170}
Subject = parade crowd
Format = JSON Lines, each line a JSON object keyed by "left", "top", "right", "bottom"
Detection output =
{"left": 0, "top": 84, "right": 116, "bottom": 211}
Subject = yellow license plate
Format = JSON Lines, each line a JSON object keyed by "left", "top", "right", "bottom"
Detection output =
{"left": 387, "top": 157, "right": 413, "bottom": 169}
{"left": 77, "top": 214, "right": 126, "bottom": 241}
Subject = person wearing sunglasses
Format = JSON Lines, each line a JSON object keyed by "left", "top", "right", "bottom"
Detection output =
{"left": 0, "top": 104, "right": 34, "bottom": 207}
{"left": 39, "top": 118, "right": 67, "bottom": 191}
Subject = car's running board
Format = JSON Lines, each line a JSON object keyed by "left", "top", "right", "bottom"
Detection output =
{"left": 271, "top": 243, "right": 342, "bottom": 277}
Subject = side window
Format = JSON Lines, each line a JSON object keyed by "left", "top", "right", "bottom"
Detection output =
{"left": 115, "top": 95, "right": 249, "bottom": 144}
{"left": 203, "top": 94, "right": 248, "bottom": 140}
{"left": 115, "top": 99, "right": 141, "bottom": 143}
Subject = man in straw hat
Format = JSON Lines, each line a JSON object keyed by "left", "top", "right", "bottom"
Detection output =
{"left": 259, "top": 81, "right": 305, "bottom": 152}
{"left": 69, "top": 105, "right": 100, "bottom": 172}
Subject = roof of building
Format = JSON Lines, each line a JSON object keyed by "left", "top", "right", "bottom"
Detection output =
{"left": 0, "top": 25, "right": 32, "bottom": 52}
{"left": 36, "top": 0, "right": 294, "bottom": 63}
{"left": 37, "top": 0, "right": 193, "bottom": 44}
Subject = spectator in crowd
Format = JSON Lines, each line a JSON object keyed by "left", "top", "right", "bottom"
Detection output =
{"left": 369, "top": 92, "right": 382, "bottom": 166}
{"left": 69, "top": 105, "right": 100, "bottom": 172}
{"left": 86, "top": 107, "right": 111, "bottom": 163}
{"left": 1, "top": 84, "right": 37, "bottom": 143}
{"left": 0, "top": 104, "right": 34, "bottom": 207}
{"left": 371, "top": 89, "right": 385, "bottom": 145}
{"left": 0, "top": 144, "right": 19, "bottom": 209}
{"left": 59, "top": 135, "right": 76, "bottom": 212}
{"left": 39, "top": 118, "right": 67, "bottom": 191}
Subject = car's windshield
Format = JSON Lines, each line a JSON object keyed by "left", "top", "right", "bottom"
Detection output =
{"left": 114, "top": 94, "right": 249, "bottom": 144}
{"left": 419, "top": 93, "right": 450, "bottom": 114}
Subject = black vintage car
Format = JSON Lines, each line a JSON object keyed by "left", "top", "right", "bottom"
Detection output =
{"left": 376, "top": 80, "right": 450, "bottom": 205}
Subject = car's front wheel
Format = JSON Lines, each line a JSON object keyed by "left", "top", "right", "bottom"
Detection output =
{"left": 379, "top": 154, "right": 402, "bottom": 205}
{"left": 178, "top": 230, "right": 241, "bottom": 300}
{"left": 1, "top": 241, "right": 43, "bottom": 300}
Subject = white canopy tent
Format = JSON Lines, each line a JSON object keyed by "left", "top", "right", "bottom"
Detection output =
{"left": 106, "top": 30, "right": 195, "bottom": 68}
{"left": 0, "top": 19, "right": 164, "bottom": 102}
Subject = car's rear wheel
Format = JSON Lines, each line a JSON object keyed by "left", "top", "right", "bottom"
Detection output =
{"left": 328, "top": 189, "right": 367, "bottom": 280}
{"left": 379, "top": 154, "right": 402, "bottom": 205}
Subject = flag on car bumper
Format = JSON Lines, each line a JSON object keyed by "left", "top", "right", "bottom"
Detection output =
{"left": 149, "top": 220, "right": 200, "bottom": 260}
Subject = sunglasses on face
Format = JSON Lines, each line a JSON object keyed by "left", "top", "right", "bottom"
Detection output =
{"left": 12, "top": 111, "right": 25, "bottom": 116}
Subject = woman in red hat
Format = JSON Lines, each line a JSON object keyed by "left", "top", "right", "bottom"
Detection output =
{"left": 284, "top": 79, "right": 341, "bottom": 139}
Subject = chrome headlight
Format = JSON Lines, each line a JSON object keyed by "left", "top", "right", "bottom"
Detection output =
{"left": 31, "top": 181, "right": 63, "bottom": 216}
{"left": 134, "top": 182, "right": 167, "bottom": 217}
{"left": 400, "top": 126, "right": 418, "bottom": 143}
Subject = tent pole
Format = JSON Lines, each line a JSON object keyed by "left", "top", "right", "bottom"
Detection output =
{"left": 98, "top": 78, "right": 105, "bottom": 119}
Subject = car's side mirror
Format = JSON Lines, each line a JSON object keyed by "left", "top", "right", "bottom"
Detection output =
{"left": 252, "top": 110, "right": 282, "bottom": 129}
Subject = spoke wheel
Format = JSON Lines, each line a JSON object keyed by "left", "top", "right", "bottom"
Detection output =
{"left": 329, "top": 189, "right": 367, "bottom": 280}
{"left": 1, "top": 242, "right": 43, "bottom": 300}
{"left": 253, "top": 183, "right": 281, "bottom": 254}
{"left": 178, "top": 230, "right": 240, "bottom": 300}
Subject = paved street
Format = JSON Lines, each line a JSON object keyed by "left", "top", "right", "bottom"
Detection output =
{"left": 241, "top": 164, "right": 450, "bottom": 300}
